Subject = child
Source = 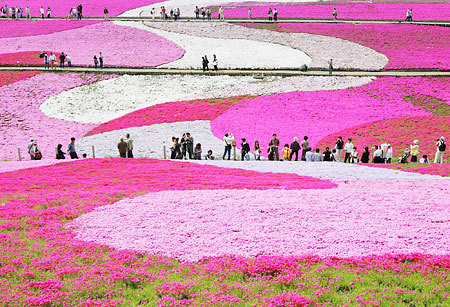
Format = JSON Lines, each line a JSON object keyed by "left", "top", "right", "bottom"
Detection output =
{"left": 350, "top": 147, "right": 359, "bottom": 163}
{"left": 281, "top": 144, "right": 291, "bottom": 161}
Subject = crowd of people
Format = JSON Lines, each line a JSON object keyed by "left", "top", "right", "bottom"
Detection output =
{"left": 40, "top": 51, "right": 103, "bottom": 69}
{"left": 0, "top": 4, "right": 85, "bottom": 19}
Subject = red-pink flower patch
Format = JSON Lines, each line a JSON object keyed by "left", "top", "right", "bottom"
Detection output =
{"left": 0, "top": 51, "right": 56, "bottom": 65}
{"left": 0, "top": 70, "right": 41, "bottom": 87}
{"left": 85, "top": 95, "right": 254, "bottom": 137}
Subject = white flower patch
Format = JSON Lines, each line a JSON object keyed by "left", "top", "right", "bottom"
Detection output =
{"left": 115, "top": 21, "right": 311, "bottom": 69}
{"left": 76, "top": 121, "right": 225, "bottom": 159}
{"left": 41, "top": 74, "right": 374, "bottom": 124}
{"left": 190, "top": 160, "right": 446, "bottom": 180}
{"left": 142, "top": 21, "right": 388, "bottom": 70}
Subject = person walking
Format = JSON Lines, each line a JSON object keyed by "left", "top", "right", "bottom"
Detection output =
{"left": 59, "top": 52, "right": 66, "bottom": 68}
{"left": 68, "top": 137, "right": 79, "bottom": 159}
{"left": 328, "top": 59, "right": 333, "bottom": 74}
{"left": 290, "top": 137, "right": 300, "bottom": 161}
{"left": 43, "top": 52, "right": 49, "bottom": 69}
{"left": 248, "top": 8, "right": 252, "bottom": 21}
{"left": 202, "top": 56, "right": 209, "bottom": 71}
{"left": 269, "top": 134, "right": 280, "bottom": 160}
{"left": 126, "top": 133, "right": 134, "bottom": 158}
{"left": 26, "top": 6, "right": 30, "bottom": 19}
{"left": 212, "top": 55, "right": 218, "bottom": 71}
{"left": 241, "top": 138, "right": 251, "bottom": 161}
{"left": 335, "top": 136, "right": 344, "bottom": 162}
{"left": 268, "top": 8, "right": 273, "bottom": 21}
{"left": 118, "top": 138, "right": 128, "bottom": 158}
{"left": 273, "top": 8, "right": 278, "bottom": 21}
{"left": 104, "top": 7, "right": 109, "bottom": 20}
{"left": 77, "top": 4, "right": 83, "bottom": 20}
{"left": 46, "top": 7, "right": 51, "bottom": 18}
{"left": 344, "top": 138, "right": 354, "bottom": 163}
{"left": 40, "top": 6, "right": 44, "bottom": 19}
{"left": 434, "top": 136, "right": 446, "bottom": 163}
{"left": 301, "top": 136, "right": 309, "bottom": 161}
{"left": 99, "top": 52, "right": 104, "bottom": 68}
{"left": 333, "top": 8, "right": 338, "bottom": 20}
{"left": 405, "top": 9, "right": 412, "bottom": 22}
{"left": 93, "top": 55, "right": 98, "bottom": 68}
{"left": 222, "top": 133, "right": 234, "bottom": 160}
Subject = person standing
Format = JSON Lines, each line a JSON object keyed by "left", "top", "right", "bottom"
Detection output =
{"left": 40, "top": 6, "right": 44, "bottom": 19}
{"left": 125, "top": 134, "right": 133, "bottom": 158}
{"left": 201, "top": 7, "right": 206, "bottom": 20}
{"left": 290, "top": 137, "right": 300, "bottom": 161}
{"left": 93, "top": 55, "right": 98, "bottom": 68}
{"left": 59, "top": 52, "right": 66, "bottom": 68}
{"left": 361, "top": 147, "right": 370, "bottom": 163}
{"left": 104, "top": 7, "right": 109, "bottom": 20}
{"left": 212, "top": 55, "right": 218, "bottom": 71}
{"left": 241, "top": 138, "right": 250, "bottom": 161}
{"left": 46, "top": 7, "right": 51, "bottom": 18}
{"left": 206, "top": 8, "right": 212, "bottom": 21}
{"left": 328, "top": 59, "right": 333, "bottom": 74}
{"left": 301, "top": 136, "right": 309, "bottom": 161}
{"left": 344, "top": 138, "right": 353, "bottom": 163}
{"left": 186, "top": 133, "right": 194, "bottom": 159}
{"left": 386, "top": 145, "right": 393, "bottom": 163}
{"left": 248, "top": 8, "right": 252, "bottom": 21}
{"left": 194, "top": 6, "right": 199, "bottom": 19}
{"left": 410, "top": 140, "right": 419, "bottom": 162}
{"left": 268, "top": 8, "right": 273, "bottom": 21}
{"left": 333, "top": 8, "right": 338, "bottom": 20}
{"left": 66, "top": 54, "right": 72, "bottom": 67}
{"left": 77, "top": 4, "right": 83, "bottom": 20}
{"left": 99, "top": 52, "right": 104, "bottom": 68}
{"left": 405, "top": 9, "right": 412, "bottom": 22}
{"left": 273, "top": 8, "right": 278, "bottom": 21}
{"left": 43, "top": 52, "right": 49, "bottom": 69}
{"left": 434, "top": 136, "right": 446, "bottom": 163}
{"left": 68, "top": 137, "right": 78, "bottom": 159}
{"left": 335, "top": 136, "right": 344, "bottom": 162}
{"left": 253, "top": 141, "right": 261, "bottom": 160}
{"left": 269, "top": 134, "right": 280, "bottom": 160}
{"left": 118, "top": 138, "right": 127, "bottom": 158}
{"left": 26, "top": 6, "right": 30, "bottom": 19}
{"left": 219, "top": 6, "right": 224, "bottom": 21}
{"left": 222, "top": 133, "right": 234, "bottom": 160}
{"left": 49, "top": 53, "right": 56, "bottom": 70}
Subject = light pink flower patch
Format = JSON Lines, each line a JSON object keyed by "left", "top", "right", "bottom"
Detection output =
{"left": 211, "top": 77, "right": 442, "bottom": 152}
{"left": 219, "top": 3, "right": 450, "bottom": 20}
{"left": 0, "top": 73, "right": 115, "bottom": 160}
{"left": 365, "top": 163, "right": 450, "bottom": 177}
{"left": 0, "top": 22, "right": 185, "bottom": 67}
{"left": 71, "top": 179, "right": 449, "bottom": 261}
{"left": 243, "top": 22, "right": 450, "bottom": 70}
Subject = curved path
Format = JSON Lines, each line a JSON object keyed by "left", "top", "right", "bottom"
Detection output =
{"left": 0, "top": 66, "right": 449, "bottom": 77}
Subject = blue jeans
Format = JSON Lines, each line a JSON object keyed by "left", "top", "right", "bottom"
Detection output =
{"left": 223, "top": 145, "right": 231, "bottom": 160}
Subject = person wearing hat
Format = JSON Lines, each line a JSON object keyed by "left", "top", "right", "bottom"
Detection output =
{"left": 29, "top": 140, "right": 42, "bottom": 160}
{"left": 434, "top": 136, "right": 446, "bottom": 163}
{"left": 410, "top": 140, "right": 419, "bottom": 162}
{"left": 118, "top": 138, "right": 128, "bottom": 158}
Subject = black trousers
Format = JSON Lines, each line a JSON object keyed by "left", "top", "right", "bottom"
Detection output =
{"left": 69, "top": 152, "right": 78, "bottom": 159}
{"left": 290, "top": 150, "right": 298, "bottom": 161}
{"left": 344, "top": 152, "right": 351, "bottom": 163}
{"left": 127, "top": 150, "right": 133, "bottom": 158}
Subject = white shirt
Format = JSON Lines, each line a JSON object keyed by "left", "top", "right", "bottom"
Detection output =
{"left": 223, "top": 135, "right": 234, "bottom": 146}
{"left": 386, "top": 148, "right": 393, "bottom": 159}
{"left": 344, "top": 142, "right": 353, "bottom": 152}
{"left": 374, "top": 149, "right": 382, "bottom": 157}
{"left": 305, "top": 151, "right": 314, "bottom": 162}
{"left": 380, "top": 143, "right": 388, "bottom": 157}
{"left": 40, "top": 8, "right": 44, "bottom": 14}
{"left": 313, "top": 152, "right": 322, "bottom": 162}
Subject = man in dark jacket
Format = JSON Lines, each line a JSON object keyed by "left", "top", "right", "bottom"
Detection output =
{"left": 77, "top": 4, "right": 82, "bottom": 20}
{"left": 186, "top": 133, "right": 194, "bottom": 159}
{"left": 59, "top": 52, "right": 66, "bottom": 68}
{"left": 118, "top": 138, "right": 127, "bottom": 158}
{"left": 269, "top": 134, "right": 280, "bottom": 160}
{"left": 241, "top": 138, "right": 251, "bottom": 161}
{"left": 290, "top": 137, "right": 300, "bottom": 161}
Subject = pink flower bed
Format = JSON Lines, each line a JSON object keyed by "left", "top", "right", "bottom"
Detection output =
{"left": 0, "top": 70, "right": 41, "bottom": 86}
{"left": 243, "top": 22, "right": 450, "bottom": 70}
{"left": 0, "top": 22, "right": 185, "bottom": 67}
{"left": 366, "top": 163, "right": 450, "bottom": 177}
{"left": 317, "top": 116, "right": 450, "bottom": 159}
{"left": 85, "top": 95, "right": 253, "bottom": 137}
{"left": 0, "top": 20, "right": 100, "bottom": 39}
{"left": 218, "top": 3, "right": 450, "bottom": 20}
{"left": 72, "top": 179, "right": 449, "bottom": 261}
{"left": 211, "top": 77, "right": 445, "bottom": 152}
{"left": 0, "top": 72, "right": 116, "bottom": 161}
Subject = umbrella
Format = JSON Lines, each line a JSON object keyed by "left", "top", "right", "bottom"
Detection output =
{"left": 39, "top": 52, "right": 46, "bottom": 58}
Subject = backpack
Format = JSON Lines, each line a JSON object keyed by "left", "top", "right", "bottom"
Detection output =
{"left": 439, "top": 141, "right": 446, "bottom": 151}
